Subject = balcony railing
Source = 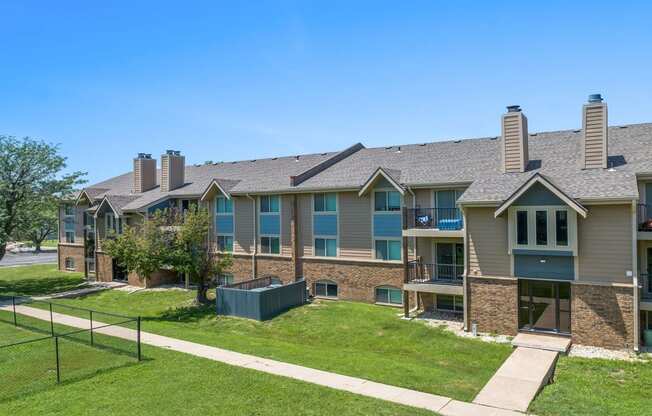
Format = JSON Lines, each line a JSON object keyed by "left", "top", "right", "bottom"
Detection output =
{"left": 404, "top": 208, "right": 463, "bottom": 230}
{"left": 406, "top": 260, "right": 463, "bottom": 285}
{"left": 642, "top": 273, "right": 652, "bottom": 301}
{"left": 637, "top": 204, "right": 652, "bottom": 231}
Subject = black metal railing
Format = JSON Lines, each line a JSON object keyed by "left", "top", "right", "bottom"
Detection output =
{"left": 404, "top": 208, "right": 463, "bottom": 230}
{"left": 642, "top": 273, "right": 652, "bottom": 300}
{"left": 407, "top": 261, "right": 463, "bottom": 284}
{"left": 0, "top": 296, "right": 142, "bottom": 401}
{"left": 638, "top": 204, "right": 652, "bottom": 231}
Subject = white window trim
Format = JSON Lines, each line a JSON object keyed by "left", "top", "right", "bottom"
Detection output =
{"left": 64, "top": 257, "right": 75, "bottom": 271}
{"left": 314, "top": 279, "right": 338, "bottom": 299}
{"left": 258, "top": 195, "right": 282, "bottom": 256}
{"left": 371, "top": 188, "right": 403, "bottom": 262}
{"left": 374, "top": 285, "right": 403, "bottom": 306}
{"left": 215, "top": 195, "right": 234, "bottom": 253}
{"left": 312, "top": 193, "right": 339, "bottom": 258}
{"left": 508, "top": 205, "right": 577, "bottom": 254}
{"left": 431, "top": 241, "right": 464, "bottom": 268}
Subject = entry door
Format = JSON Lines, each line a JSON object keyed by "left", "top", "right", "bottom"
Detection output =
{"left": 518, "top": 280, "right": 571, "bottom": 334}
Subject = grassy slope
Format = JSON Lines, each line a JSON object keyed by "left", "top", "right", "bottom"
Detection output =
{"left": 0, "top": 321, "right": 433, "bottom": 416}
{"left": 530, "top": 356, "right": 652, "bottom": 416}
{"left": 31, "top": 288, "right": 511, "bottom": 402}
{"left": 0, "top": 264, "right": 86, "bottom": 296}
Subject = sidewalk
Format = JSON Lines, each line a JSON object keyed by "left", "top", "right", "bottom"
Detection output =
{"left": 0, "top": 304, "right": 527, "bottom": 416}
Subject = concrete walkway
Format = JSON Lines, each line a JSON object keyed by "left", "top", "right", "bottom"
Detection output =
{"left": 473, "top": 347, "right": 558, "bottom": 412}
{"left": 1, "top": 304, "right": 527, "bottom": 416}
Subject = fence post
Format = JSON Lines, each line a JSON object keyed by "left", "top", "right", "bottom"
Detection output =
{"left": 89, "top": 310, "right": 94, "bottom": 346}
{"left": 54, "top": 336, "right": 61, "bottom": 384}
{"left": 12, "top": 296, "right": 17, "bottom": 326}
{"left": 49, "top": 303, "right": 55, "bottom": 336}
{"left": 137, "top": 316, "right": 141, "bottom": 361}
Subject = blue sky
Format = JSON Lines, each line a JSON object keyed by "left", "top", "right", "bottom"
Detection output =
{"left": 1, "top": 1, "right": 651, "bottom": 184}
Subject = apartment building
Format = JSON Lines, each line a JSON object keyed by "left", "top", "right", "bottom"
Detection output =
{"left": 59, "top": 95, "right": 652, "bottom": 350}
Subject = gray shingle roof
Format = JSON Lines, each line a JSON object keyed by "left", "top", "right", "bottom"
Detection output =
{"left": 80, "top": 123, "right": 652, "bottom": 211}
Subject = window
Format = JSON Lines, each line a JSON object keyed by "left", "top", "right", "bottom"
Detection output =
{"left": 181, "top": 199, "right": 191, "bottom": 212}
{"left": 511, "top": 206, "right": 576, "bottom": 252}
{"left": 436, "top": 295, "right": 463, "bottom": 313}
{"left": 106, "top": 214, "right": 114, "bottom": 232}
{"left": 535, "top": 210, "right": 548, "bottom": 245}
{"left": 374, "top": 191, "right": 401, "bottom": 212}
{"left": 64, "top": 204, "right": 75, "bottom": 216}
{"left": 516, "top": 210, "right": 528, "bottom": 245}
{"left": 65, "top": 232, "right": 75, "bottom": 244}
{"left": 261, "top": 236, "right": 280, "bottom": 254}
{"left": 64, "top": 257, "right": 75, "bottom": 270}
{"left": 375, "top": 239, "right": 401, "bottom": 261}
{"left": 217, "top": 273, "right": 234, "bottom": 286}
{"left": 435, "top": 243, "right": 464, "bottom": 279}
{"left": 314, "top": 193, "right": 337, "bottom": 212}
{"left": 217, "top": 235, "right": 233, "bottom": 252}
{"left": 87, "top": 259, "right": 95, "bottom": 273}
{"left": 260, "top": 195, "right": 280, "bottom": 213}
{"left": 315, "top": 238, "right": 337, "bottom": 257}
{"left": 555, "top": 210, "right": 568, "bottom": 246}
{"left": 216, "top": 196, "right": 233, "bottom": 213}
{"left": 375, "top": 286, "right": 403, "bottom": 305}
{"left": 315, "top": 280, "right": 338, "bottom": 298}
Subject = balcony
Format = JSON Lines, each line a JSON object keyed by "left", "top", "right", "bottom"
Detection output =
{"left": 637, "top": 204, "right": 652, "bottom": 239}
{"left": 404, "top": 260, "right": 464, "bottom": 295}
{"left": 403, "top": 208, "right": 464, "bottom": 237}
{"left": 641, "top": 274, "right": 652, "bottom": 311}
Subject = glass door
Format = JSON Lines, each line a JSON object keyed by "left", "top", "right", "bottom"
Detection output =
{"left": 518, "top": 280, "right": 571, "bottom": 334}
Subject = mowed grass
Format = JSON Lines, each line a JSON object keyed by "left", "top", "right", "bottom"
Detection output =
{"left": 31, "top": 287, "right": 512, "bottom": 401}
{"left": 530, "top": 356, "right": 652, "bottom": 416}
{"left": 0, "top": 320, "right": 433, "bottom": 416}
{"left": 0, "top": 264, "right": 86, "bottom": 296}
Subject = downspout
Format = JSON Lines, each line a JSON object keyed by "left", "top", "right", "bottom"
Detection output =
{"left": 405, "top": 186, "right": 417, "bottom": 313}
{"left": 462, "top": 206, "right": 469, "bottom": 332}
{"left": 247, "top": 194, "right": 257, "bottom": 279}
{"left": 632, "top": 200, "right": 640, "bottom": 352}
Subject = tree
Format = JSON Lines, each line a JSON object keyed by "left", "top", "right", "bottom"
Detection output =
{"left": 14, "top": 201, "right": 58, "bottom": 252}
{"left": 0, "top": 136, "right": 86, "bottom": 260}
{"left": 169, "top": 207, "right": 232, "bottom": 304}
{"left": 104, "top": 207, "right": 231, "bottom": 304}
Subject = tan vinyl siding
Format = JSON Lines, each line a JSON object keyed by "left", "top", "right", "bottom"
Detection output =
{"left": 160, "top": 156, "right": 169, "bottom": 192}
{"left": 415, "top": 189, "right": 431, "bottom": 208}
{"left": 582, "top": 103, "right": 608, "bottom": 169}
{"left": 502, "top": 112, "right": 528, "bottom": 173}
{"left": 233, "top": 196, "right": 254, "bottom": 254}
{"left": 281, "top": 195, "right": 293, "bottom": 257}
{"left": 467, "top": 207, "right": 510, "bottom": 277}
{"left": 578, "top": 205, "right": 632, "bottom": 284}
{"left": 297, "top": 194, "right": 312, "bottom": 257}
{"left": 133, "top": 157, "right": 156, "bottom": 193}
{"left": 339, "top": 191, "right": 372, "bottom": 259}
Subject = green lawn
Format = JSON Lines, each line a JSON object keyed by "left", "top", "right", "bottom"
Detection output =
{"left": 0, "top": 320, "right": 432, "bottom": 416}
{"left": 530, "top": 356, "right": 652, "bottom": 416}
{"left": 0, "top": 264, "right": 87, "bottom": 297}
{"left": 22, "top": 287, "right": 511, "bottom": 402}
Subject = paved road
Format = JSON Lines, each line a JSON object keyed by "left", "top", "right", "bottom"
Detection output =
{"left": 0, "top": 251, "right": 57, "bottom": 267}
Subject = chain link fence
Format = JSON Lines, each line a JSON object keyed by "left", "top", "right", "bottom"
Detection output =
{"left": 0, "top": 295, "right": 141, "bottom": 402}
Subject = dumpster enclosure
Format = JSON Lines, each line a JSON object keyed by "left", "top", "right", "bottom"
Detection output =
{"left": 216, "top": 276, "right": 307, "bottom": 320}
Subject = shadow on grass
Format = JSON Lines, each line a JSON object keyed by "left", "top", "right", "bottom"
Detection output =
{"left": 0, "top": 277, "right": 87, "bottom": 297}
{"left": 149, "top": 303, "right": 215, "bottom": 323}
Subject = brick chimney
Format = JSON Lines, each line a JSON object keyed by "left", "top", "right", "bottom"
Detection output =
{"left": 133, "top": 153, "right": 156, "bottom": 193}
{"left": 160, "top": 150, "right": 185, "bottom": 192}
{"left": 582, "top": 94, "right": 608, "bottom": 169}
{"left": 501, "top": 105, "right": 529, "bottom": 173}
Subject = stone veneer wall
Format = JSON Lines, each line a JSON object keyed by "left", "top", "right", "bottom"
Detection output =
{"left": 571, "top": 283, "right": 635, "bottom": 349}
{"left": 95, "top": 252, "right": 113, "bottom": 282}
{"left": 58, "top": 244, "right": 85, "bottom": 273}
{"left": 468, "top": 276, "right": 518, "bottom": 336}
{"left": 256, "top": 256, "right": 295, "bottom": 284}
{"left": 301, "top": 258, "right": 403, "bottom": 302}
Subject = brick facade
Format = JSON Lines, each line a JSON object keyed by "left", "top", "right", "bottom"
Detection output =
{"left": 468, "top": 276, "right": 518, "bottom": 336}
{"left": 256, "top": 256, "right": 295, "bottom": 284}
{"left": 58, "top": 243, "right": 85, "bottom": 274}
{"left": 223, "top": 255, "right": 254, "bottom": 282}
{"left": 96, "top": 252, "right": 113, "bottom": 282}
{"left": 302, "top": 258, "right": 403, "bottom": 302}
{"left": 571, "top": 283, "right": 635, "bottom": 349}
{"left": 127, "top": 270, "right": 180, "bottom": 288}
